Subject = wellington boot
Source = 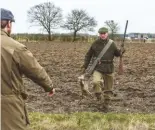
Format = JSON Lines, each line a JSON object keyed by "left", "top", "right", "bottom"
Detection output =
{"left": 95, "top": 93, "right": 102, "bottom": 101}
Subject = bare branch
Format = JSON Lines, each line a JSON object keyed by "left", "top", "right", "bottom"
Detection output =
{"left": 27, "top": 2, "right": 63, "bottom": 40}
{"left": 104, "top": 20, "right": 120, "bottom": 39}
{"left": 62, "top": 9, "right": 97, "bottom": 41}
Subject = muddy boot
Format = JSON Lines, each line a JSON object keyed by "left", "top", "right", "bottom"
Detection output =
{"left": 95, "top": 93, "right": 102, "bottom": 101}
{"left": 102, "top": 99, "right": 111, "bottom": 112}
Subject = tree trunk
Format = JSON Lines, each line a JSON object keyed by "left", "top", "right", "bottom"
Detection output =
{"left": 73, "top": 31, "right": 77, "bottom": 42}
{"left": 48, "top": 33, "right": 51, "bottom": 41}
{"left": 111, "top": 31, "right": 114, "bottom": 40}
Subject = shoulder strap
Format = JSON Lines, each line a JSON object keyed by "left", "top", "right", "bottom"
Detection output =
{"left": 96, "top": 39, "right": 113, "bottom": 60}
{"left": 86, "top": 39, "right": 113, "bottom": 76}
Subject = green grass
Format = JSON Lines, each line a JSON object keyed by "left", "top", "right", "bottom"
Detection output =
{"left": 29, "top": 112, "right": 155, "bottom": 130}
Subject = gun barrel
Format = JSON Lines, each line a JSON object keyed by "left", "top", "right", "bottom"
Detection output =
{"left": 122, "top": 20, "right": 128, "bottom": 46}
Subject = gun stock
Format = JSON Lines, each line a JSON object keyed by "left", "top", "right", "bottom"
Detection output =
{"left": 118, "top": 56, "right": 123, "bottom": 75}
{"left": 118, "top": 20, "right": 128, "bottom": 75}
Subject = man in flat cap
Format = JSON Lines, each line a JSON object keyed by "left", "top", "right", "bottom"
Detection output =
{"left": 1, "top": 8, "right": 55, "bottom": 130}
{"left": 81, "top": 27, "right": 125, "bottom": 110}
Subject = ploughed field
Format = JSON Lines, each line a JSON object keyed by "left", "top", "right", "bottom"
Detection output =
{"left": 23, "top": 41, "right": 155, "bottom": 113}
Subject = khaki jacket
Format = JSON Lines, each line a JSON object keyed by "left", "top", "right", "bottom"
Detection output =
{"left": 1, "top": 30, "right": 53, "bottom": 130}
{"left": 84, "top": 38, "right": 121, "bottom": 74}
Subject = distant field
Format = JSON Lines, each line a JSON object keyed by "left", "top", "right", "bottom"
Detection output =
{"left": 24, "top": 41, "right": 155, "bottom": 114}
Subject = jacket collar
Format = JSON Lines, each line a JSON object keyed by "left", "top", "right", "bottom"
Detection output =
{"left": 99, "top": 37, "right": 109, "bottom": 44}
{"left": 1, "top": 29, "right": 10, "bottom": 37}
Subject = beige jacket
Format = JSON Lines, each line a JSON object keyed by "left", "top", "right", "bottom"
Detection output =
{"left": 1, "top": 29, "right": 53, "bottom": 130}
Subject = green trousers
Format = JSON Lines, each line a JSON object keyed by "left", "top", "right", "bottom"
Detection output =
{"left": 92, "top": 70, "right": 114, "bottom": 100}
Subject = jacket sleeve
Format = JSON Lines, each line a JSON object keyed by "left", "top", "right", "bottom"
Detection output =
{"left": 113, "top": 42, "right": 121, "bottom": 57}
{"left": 15, "top": 46, "right": 53, "bottom": 92}
{"left": 83, "top": 45, "right": 94, "bottom": 69}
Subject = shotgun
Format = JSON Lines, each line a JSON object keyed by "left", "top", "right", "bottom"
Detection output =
{"left": 118, "top": 20, "right": 128, "bottom": 75}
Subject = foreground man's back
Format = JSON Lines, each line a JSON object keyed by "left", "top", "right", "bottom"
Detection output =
{"left": 1, "top": 8, "right": 55, "bottom": 130}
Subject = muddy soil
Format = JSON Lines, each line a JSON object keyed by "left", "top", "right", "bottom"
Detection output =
{"left": 23, "top": 42, "right": 155, "bottom": 113}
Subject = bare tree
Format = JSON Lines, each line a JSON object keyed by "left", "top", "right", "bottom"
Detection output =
{"left": 62, "top": 9, "right": 97, "bottom": 42}
{"left": 104, "top": 20, "right": 119, "bottom": 40}
{"left": 27, "top": 2, "right": 63, "bottom": 41}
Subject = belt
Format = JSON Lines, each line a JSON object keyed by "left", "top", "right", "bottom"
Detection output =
{"left": 100, "top": 60, "right": 113, "bottom": 63}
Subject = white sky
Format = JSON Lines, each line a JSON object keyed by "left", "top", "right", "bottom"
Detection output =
{"left": 1, "top": 0, "right": 155, "bottom": 34}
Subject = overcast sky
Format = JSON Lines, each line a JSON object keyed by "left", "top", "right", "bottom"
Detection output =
{"left": 1, "top": 0, "right": 155, "bottom": 34}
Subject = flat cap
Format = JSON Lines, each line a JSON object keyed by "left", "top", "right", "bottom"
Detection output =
{"left": 1, "top": 8, "right": 15, "bottom": 22}
{"left": 98, "top": 27, "right": 108, "bottom": 33}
